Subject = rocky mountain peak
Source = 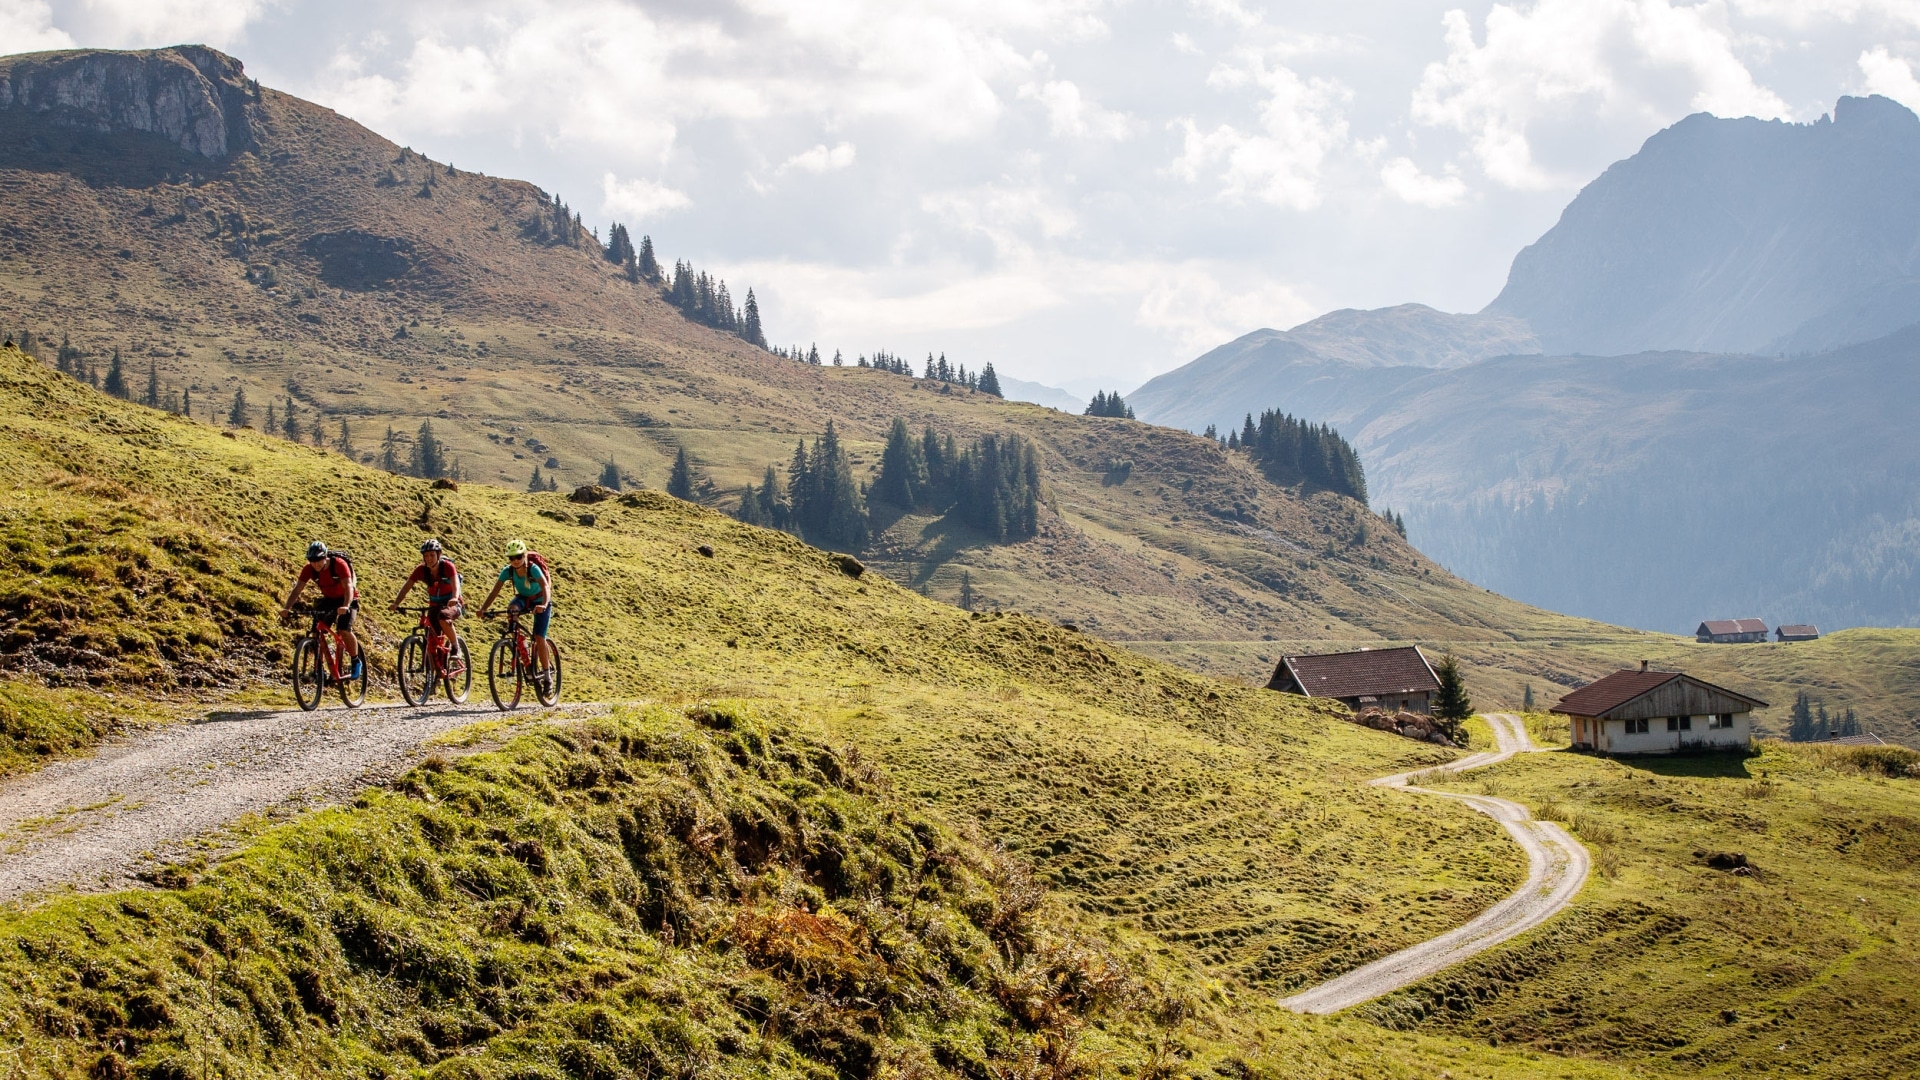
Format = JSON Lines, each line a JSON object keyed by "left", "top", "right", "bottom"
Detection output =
{"left": 0, "top": 45, "right": 261, "bottom": 164}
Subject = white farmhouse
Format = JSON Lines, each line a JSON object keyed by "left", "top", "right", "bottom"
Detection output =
{"left": 1553, "top": 662, "right": 1766, "bottom": 754}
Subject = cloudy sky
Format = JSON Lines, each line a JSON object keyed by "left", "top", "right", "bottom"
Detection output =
{"left": 9, "top": 1, "right": 1920, "bottom": 391}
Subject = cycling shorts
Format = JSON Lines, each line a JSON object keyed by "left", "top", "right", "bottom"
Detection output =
{"left": 507, "top": 596, "right": 552, "bottom": 638}
{"left": 318, "top": 599, "right": 357, "bottom": 633}
{"left": 430, "top": 601, "right": 462, "bottom": 623}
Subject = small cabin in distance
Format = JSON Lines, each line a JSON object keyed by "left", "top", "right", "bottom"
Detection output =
{"left": 1776, "top": 624, "right": 1820, "bottom": 642}
{"left": 1267, "top": 646, "right": 1441, "bottom": 714}
{"left": 1696, "top": 619, "right": 1768, "bottom": 644}
{"left": 1554, "top": 662, "right": 1766, "bottom": 754}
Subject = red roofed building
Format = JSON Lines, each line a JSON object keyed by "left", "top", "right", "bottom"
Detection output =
{"left": 1554, "top": 662, "right": 1766, "bottom": 754}
{"left": 1696, "top": 618, "right": 1768, "bottom": 643}
{"left": 1267, "top": 646, "right": 1442, "bottom": 714}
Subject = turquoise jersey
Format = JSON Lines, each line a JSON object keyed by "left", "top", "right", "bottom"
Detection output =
{"left": 499, "top": 562, "right": 548, "bottom": 600}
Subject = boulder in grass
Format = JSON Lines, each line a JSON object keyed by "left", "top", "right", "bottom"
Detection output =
{"left": 569, "top": 484, "right": 616, "bottom": 504}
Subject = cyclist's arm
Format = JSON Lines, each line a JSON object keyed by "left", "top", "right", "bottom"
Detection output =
{"left": 279, "top": 577, "right": 307, "bottom": 619}
{"left": 477, "top": 579, "right": 505, "bottom": 616}
{"left": 533, "top": 567, "right": 550, "bottom": 611}
{"left": 392, "top": 578, "right": 413, "bottom": 611}
{"left": 449, "top": 568, "right": 463, "bottom": 605}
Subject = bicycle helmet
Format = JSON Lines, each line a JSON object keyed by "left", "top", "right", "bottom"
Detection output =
{"left": 306, "top": 540, "right": 329, "bottom": 561}
{"left": 420, "top": 538, "right": 443, "bottom": 554}
{"left": 504, "top": 538, "right": 529, "bottom": 559}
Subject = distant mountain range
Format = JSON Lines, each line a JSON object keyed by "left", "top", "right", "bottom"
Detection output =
{"left": 1134, "top": 97, "right": 1920, "bottom": 632}
{"left": 1490, "top": 94, "right": 1920, "bottom": 357}
{"left": 997, "top": 375, "right": 1085, "bottom": 413}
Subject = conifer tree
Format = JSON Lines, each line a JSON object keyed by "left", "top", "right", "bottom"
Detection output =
{"left": 310, "top": 415, "right": 327, "bottom": 446}
{"left": 667, "top": 448, "right": 696, "bottom": 500}
{"left": 56, "top": 333, "right": 79, "bottom": 377}
{"left": 874, "top": 417, "right": 930, "bottom": 507}
{"left": 600, "top": 459, "right": 623, "bottom": 491}
{"left": 547, "top": 475, "right": 558, "bottom": 492}
{"left": 380, "top": 425, "right": 402, "bottom": 472}
{"left": 959, "top": 571, "right": 974, "bottom": 611}
{"left": 528, "top": 465, "right": 547, "bottom": 493}
{"left": 1522, "top": 683, "right": 1535, "bottom": 710}
{"left": 758, "top": 465, "right": 786, "bottom": 529}
{"left": 282, "top": 397, "right": 300, "bottom": 440}
{"left": 410, "top": 420, "right": 445, "bottom": 478}
{"left": 978, "top": 362, "right": 1003, "bottom": 398}
{"left": 265, "top": 402, "right": 277, "bottom": 435}
{"left": 741, "top": 289, "right": 765, "bottom": 348}
{"left": 637, "top": 235, "right": 660, "bottom": 282}
{"left": 229, "top": 386, "right": 251, "bottom": 428}
{"left": 336, "top": 418, "right": 355, "bottom": 457}
{"left": 1431, "top": 654, "right": 1473, "bottom": 739}
{"left": 1083, "top": 391, "right": 1134, "bottom": 419}
{"left": 145, "top": 357, "right": 159, "bottom": 407}
{"left": 182, "top": 387, "right": 192, "bottom": 418}
{"left": 103, "top": 347, "right": 127, "bottom": 399}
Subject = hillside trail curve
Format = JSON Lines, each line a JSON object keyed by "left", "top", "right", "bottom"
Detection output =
{"left": 0, "top": 698, "right": 603, "bottom": 905}
{"left": 1279, "top": 712, "right": 1590, "bottom": 1015}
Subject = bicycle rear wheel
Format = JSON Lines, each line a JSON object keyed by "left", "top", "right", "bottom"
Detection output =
{"left": 338, "top": 644, "right": 368, "bottom": 708}
{"left": 534, "top": 641, "right": 563, "bottom": 707}
{"left": 488, "top": 637, "right": 521, "bottom": 710}
{"left": 443, "top": 636, "right": 472, "bottom": 705}
{"left": 292, "top": 638, "right": 323, "bottom": 711}
{"left": 397, "top": 634, "right": 432, "bottom": 706}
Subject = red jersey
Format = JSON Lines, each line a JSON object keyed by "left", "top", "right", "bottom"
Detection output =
{"left": 297, "top": 554, "right": 357, "bottom": 602}
{"left": 405, "top": 558, "right": 461, "bottom": 603}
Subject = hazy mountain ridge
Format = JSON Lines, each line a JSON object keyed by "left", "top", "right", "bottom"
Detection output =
{"left": 1487, "top": 94, "right": 1920, "bottom": 356}
{"left": 1128, "top": 304, "right": 1535, "bottom": 435}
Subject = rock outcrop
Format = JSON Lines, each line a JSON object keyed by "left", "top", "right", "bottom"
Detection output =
{"left": 0, "top": 45, "right": 260, "bottom": 161}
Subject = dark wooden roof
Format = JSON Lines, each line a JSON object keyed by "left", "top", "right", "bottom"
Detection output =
{"left": 1269, "top": 646, "right": 1440, "bottom": 700}
{"left": 1553, "top": 668, "right": 1767, "bottom": 719}
{"left": 1697, "top": 618, "right": 1767, "bottom": 636}
{"left": 1825, "top": 733, "right": 1885, "bottom": 746}
{"left": 1777, "top": 624, "right": 1819, "bottom": 638}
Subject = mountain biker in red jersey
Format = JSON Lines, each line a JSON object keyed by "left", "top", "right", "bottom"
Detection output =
{"left": 390, "top": 539, "right": 462, "bottom": 645}
{"left": 278, "top": 540, "right": 363, "bottom": 679}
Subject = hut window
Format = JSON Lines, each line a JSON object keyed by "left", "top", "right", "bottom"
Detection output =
{"left": 1710, "top": 713, "right": 1734, "bottom": 729}
{"left": 1667, "top": 716, "right": 1691, "bottom": 731}
{"left": 1625, "top": 718, "right": 1650, "bottom": 734}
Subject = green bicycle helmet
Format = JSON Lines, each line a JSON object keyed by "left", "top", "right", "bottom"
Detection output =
{"left": 504, "top": 538, "right": 529, "bottom": 559}
{"left": 306, "top": 540, "right": 329, "bottom": 561}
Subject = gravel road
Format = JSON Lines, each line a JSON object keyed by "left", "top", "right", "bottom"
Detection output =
{"left": 0, "top": 699, "right": 595, "bottom": 903}
{"left": 1279, "top": 712, "right": 1590, "bottom": 1014}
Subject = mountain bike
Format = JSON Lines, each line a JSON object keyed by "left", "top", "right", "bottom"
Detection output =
{"left": 484, "top": 610, "right": 562, "bottom": 710}
{"left": 288, "top": 604, "right": 367, "bottom": 711}
{"left": 395, "top": 606, "right": 471, "bottom": 706}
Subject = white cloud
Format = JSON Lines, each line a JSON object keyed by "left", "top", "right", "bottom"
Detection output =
{"left": 1859, "top": 46, "right": 1920, "bottom": 110}
{"left": 0, "top": 0, "right": 74, "bottom": 51}
{"left": 1187, "top": 0, "right": 1262, "bottom": 29}
{"left": 1412, "top": 0, "right": 1789, "bottom": 189}
{"left": 1135, "top": 264, "right": 1320, "bottom": 358}
{"left": 1381, "top": 156, "right": 1469, "bottom": 206}
{"left": 780, "top": 142, "right": 857, "bottom": 173}
{"left": 601, "top": 173, "right": 692, "bottom": 221}
{"left": 1171, "top": 52, "right": 1350, "bottom": 209}
{"left": 1018, "top": 79, "right": 1134, "bottom": 139}
{"left": 73, "top": 0, "right": 266, "bottom": 48}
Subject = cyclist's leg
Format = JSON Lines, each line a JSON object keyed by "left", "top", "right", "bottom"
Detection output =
{"left": 335, "top": 603, "right": 362, "bottom": 657}
{"left": 531, "top": 603, "right": 553, "bottom": 668}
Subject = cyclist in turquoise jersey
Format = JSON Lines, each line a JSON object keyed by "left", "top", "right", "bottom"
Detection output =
{"left": 476, "top": 538, "right": 554, "bottom": 675}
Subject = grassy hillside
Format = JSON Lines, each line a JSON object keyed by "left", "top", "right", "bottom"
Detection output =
{"left": 7, "top": 48, "right": 1914, "bottom": 752}
{"left": 1373, "top": 739, "right": 1920, "bottom": 1079}
{"left": 0, "top": 342, "right": 1657, "bottom": 1077}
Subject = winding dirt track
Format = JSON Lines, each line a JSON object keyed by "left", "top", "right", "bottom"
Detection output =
{"left": 1279, "top": 712, "right": 1590, "bottom": 1015}
{"left": 0, "top": 699, "right": 595, "bottom": 904}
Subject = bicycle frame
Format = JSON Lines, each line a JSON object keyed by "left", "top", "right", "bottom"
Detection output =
{"left": 309, "top": 612, "right": 350, "bottom": 679}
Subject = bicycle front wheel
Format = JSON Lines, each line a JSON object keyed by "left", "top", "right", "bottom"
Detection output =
{"left": 339, "top": 647, "right": 368, "bottom": 708}
{"left": 292, "top": 638, "right": 323, "bottom": 712}
{"left": 397, "top": 634, "right": 432, "bottom": 706}
{"left": 487, "top": 637, "right": 521, "bottom": 711}
{"left": 534, "top": 641, "right": 562, "bottom": 707}
{"left": 444, "top": 636, "right": 472, "bottom": 705}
